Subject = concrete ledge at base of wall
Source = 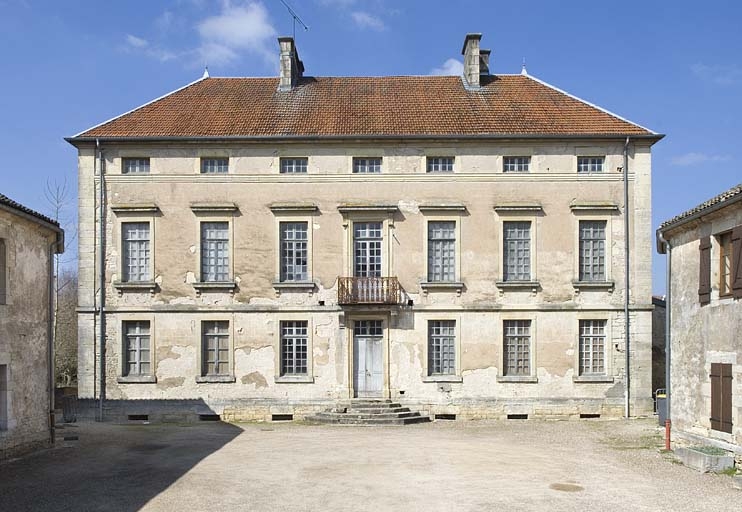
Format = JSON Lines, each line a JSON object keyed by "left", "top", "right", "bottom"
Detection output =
{"left": 675, "top": 447, "right": 735, "bottom": 473}
{"left": 0, "top": 439, "right": 51, "bottom": 461}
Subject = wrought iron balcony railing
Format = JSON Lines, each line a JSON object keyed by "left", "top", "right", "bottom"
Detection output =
{"left": 337, "top": 277, "right": 401, "bottom": 305}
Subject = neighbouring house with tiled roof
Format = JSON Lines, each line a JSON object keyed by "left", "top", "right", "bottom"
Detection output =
{"left": 66, "top": 34, "right": 662, "bottom": 423}
{"left": 657, "top": 184, "right": 742, "bottom": 452}
{"left": 0, "top": 194, "right": 64, "bottom": 458}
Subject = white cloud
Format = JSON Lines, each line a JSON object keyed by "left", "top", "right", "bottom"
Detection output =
{"left": 123, "top": 34, "right": 177, "bottom": 62}
{"left": 691, "top": 63, "right": 742, "bottom": 86}
{"left": 430, "top": 58, "right": 463, "bottom": 76}
{"left": 351, "top": 11, "right": 385, "bottom": 31}
{"left": 670, "top": 152, "right": 731, "bottom": 167}
{"left": 126, "top": 34, "right": 149, "bottom": 49}
{"left": 197, "top": 1, "right": 277, "bottom": 66}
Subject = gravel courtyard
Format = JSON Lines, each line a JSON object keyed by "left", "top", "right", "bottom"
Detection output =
{"left": 0, "top": 418, "right": 738, "bottom": 511}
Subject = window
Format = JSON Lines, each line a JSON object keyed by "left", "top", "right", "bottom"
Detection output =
{"left": 579, "top": 221, "right": 606, "bottom": 282}
{"left": 428, "top": 320, "right": 455, "bottom": 375}
{"left": 200, "top": 222, "right": 229, "bottom": 282}
{"left": 0, "top": 238, "right": 6, "bottom": 305}
{"left": 577, "top": 156, "right": 604, "bottom": 173}
{"left": 280, "top": 158, "right": 308, "bottom": 174}
{"left": 280, "top": 321, "right": 308, "bottom": 376}
{"left": 579, "top": 320, "right": 606, "bottom": 375}
{"left": 503, "top": 221, "right": 531, "bottom": 281}
{"left": 122, "top": 158, "right": 150, "bottom": 174}
{"left": 0, "top": 364, "right": 7, "bottom": 430}
{"left": 123, "top": 321, "right": 151, "bottom": 376}
{"left": 503, "top": 320, "right": 531, "bottom": 376}
{"left": 427, "top": 157, "right": 454, "bottom": 173}
{"left": 122, "top": 222, "right": 150, "bottom": 282}
{"left": 280, "top": 222, "right": 308, "bottom": 282}
{"left": 503, "top": 156, "right": 530, "bottom": 173}
{"left": 710, "top": 363, "right": 733, "bottom": 434}
{"left": 354, "top": 222, "right": 383, "bottom": 277}
{"left": 201, "top": 158, "right": 228, "bottom": 174}
{"left": 719, "top": 231, "right": 732, "bottom": 297}
{"left": 428, "top": 221, "right": 455, "bottom": 282}
{"left": 202, "top": 321, "right": 230, "bottom": 376}
{"left": 353, "top": 157, "right": 382, "bottom": 174}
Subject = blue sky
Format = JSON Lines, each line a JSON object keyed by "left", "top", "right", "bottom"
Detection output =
{"left": 1, "top": 0, "right": 740, "bottom": 292}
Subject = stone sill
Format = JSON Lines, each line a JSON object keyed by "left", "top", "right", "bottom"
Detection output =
{"left": 272, "top": 281, "right": 316, "bottom": 293}
{"left": 113, "top": 281, "right": 158, "bottom": 295}
{"left": 192, "top": 282, "right": 237, "bottom": 295}
{"left": 274, "top": 375, "right": 314, "bottom": 384}
{"left": 196, "top": 375, "right": 236, "bottom": 384}
{"left": 117, "top": 375, "right": 157, "bottom": 384}
{"left": 572, "top": 280, "right": 615, "bottom": 292}
{"left": 573, "top": 375, "right": 614, "bottom": 383}
{"left": 420, "top": 282, "right": 464, "bottom": 295}
{"left": 422, "top": 375, "right": 463, "bottom": 383}
{"left": 497, "top": 376, "right": 538, "bottom": 383}
{"left": 495, "top": 280, "right": 540, "bottom": 292}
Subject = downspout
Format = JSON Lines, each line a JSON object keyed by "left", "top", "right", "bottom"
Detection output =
{"left": 658, "top": 231, "right": 672, "bottom": 449}
{"left": 47, "top": 240, "right": 56, "bottom": 445}
{"left": 623, "top": 136, "right": 631, "bottom": 418}
{"left": 97, "top": 139, "right": 106, "bottom": 422}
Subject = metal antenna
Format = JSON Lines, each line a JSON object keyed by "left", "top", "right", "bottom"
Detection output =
{"left": 278, "top": 0, "right": 309, "bottom": 40}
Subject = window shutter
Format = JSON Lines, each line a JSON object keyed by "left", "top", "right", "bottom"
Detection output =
{"left": 698, "top": 236, "right": 711, "bottom": 305}
{"left": 732, "top": 226, "right": 742, "bottom": 299}
{"left": 0, "top": 239, "right": 5, "bottom": 304}
{"left": 710, "top": 363, "right": 734, "bottom": 434}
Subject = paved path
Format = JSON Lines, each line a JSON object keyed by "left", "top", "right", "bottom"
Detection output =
{"left": 0, "top": 418, "right": 738, "bottom": 511}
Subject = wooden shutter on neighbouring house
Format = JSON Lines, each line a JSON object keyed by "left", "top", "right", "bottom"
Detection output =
{"left": 0, "top": 239, "right": 6, "bottom": 305}
{"left": 710, "top": 363, "right": 733, "bottom": 434}
{"left": 699, "top": 236, "right": 711, "bottom": 305}
{"left": 732, "top": 226, "right": 742, "bottom": 299}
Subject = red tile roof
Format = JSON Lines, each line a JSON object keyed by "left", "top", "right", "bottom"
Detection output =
{"left": 71, "top": 74, "right": 657, "bottom": 140}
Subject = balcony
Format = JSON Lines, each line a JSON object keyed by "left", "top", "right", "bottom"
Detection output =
{"left": 337, "top": 277, "right": 401, "bottom": 305}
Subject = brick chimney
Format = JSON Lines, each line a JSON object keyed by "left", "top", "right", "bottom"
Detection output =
{"left": 461, "top": 33, "right": 482, "bottom": 88}
{"left": 278, "top": 37, "right": 304, "bottom": 92}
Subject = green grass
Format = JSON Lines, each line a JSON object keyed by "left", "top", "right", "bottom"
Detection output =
{"left": 688, "top": 445, "right": 730, "bottom": 456}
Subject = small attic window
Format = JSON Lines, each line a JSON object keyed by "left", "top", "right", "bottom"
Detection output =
{"left": 427, "top": 157, "right": 454, "bottom": 173}
{"left": 122, "top": 158, "right": 150, "bottom": 174}
{"left": 577, "top": 156, "right": 604, "bottom": 173}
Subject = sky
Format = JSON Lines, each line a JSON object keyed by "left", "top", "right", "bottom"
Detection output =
{"left": 0, "top": 0, "right": 740, "bottom": 293}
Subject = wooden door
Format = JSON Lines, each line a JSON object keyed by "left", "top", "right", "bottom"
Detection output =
{"left": 353, "top": 320, "right": 383, "bottom": 398}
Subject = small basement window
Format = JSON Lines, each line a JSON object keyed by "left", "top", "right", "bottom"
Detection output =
{"left": 199, "top": 414, "right": 221, "bottom": 422}
{"left": 580, "top": 413, "right": 601, "bottom": 419}
{"left": 507, "top": 414, "right": 528, "bottom": 420}
{"left": 128, "top": 414, "right": 149, "bottom": 421}
{"left": 272, "top": 414, "right": 294, "bottom": 422}
{"left": 434, "top": 413, "right": 456, "bottom": 421}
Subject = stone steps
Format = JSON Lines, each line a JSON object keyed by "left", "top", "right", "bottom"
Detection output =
{"left": 307, "top": 399, "right": 430, "bottom": 426}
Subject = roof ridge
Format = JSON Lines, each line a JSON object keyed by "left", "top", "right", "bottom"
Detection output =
{"left": 659, "top": 182, "right": 742, "bottom": 230}
{"left": 0, "top": 193, "right": 60, "bottom": 227}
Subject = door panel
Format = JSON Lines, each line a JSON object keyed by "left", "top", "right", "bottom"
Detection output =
{"left": 353, "top": 334, "right": 383, "bottom": 398}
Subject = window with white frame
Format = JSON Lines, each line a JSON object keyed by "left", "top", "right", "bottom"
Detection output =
{"left": 353, "top": 222, "right": 383, "bottom": 277}
{"left": 579, "top": 320, "right": 606, "bottom": 375}
{"left": 122, "top": 158, "right": 150, "bottom": 174}
{"left": 123, "top": 321, "right": 151, "bottom": 376}
{"left": 577, "top": 156, "right": 605, "bottom": 173}
{"left": 201, "top": 158, "right": 228, "bottom": 174}
{"left": 122, "top": 222, "right": 150, "bottom": 282}
{"left": 428, "top": 320, "right": 455, "bottom": 375}
{"left": 503, "top": 156, "right": 530, "bottom": 173}
{"left": 503, "top": 221, "right": 531, "bottom": 281}
{"left": 428, "top": 221, "right": 456, "bottom": 282}
{"left": 280, "top": 157, "right": 308, "bottom": 174}
{"left": 280, "top": 321, "right": 308, "bottom": 376}
{"left": 426, "top": 157, "right": 454, "bottom": 173}
{"left": 280, "top": 222, "right": 308, "bottom": 282}
{"left": 579, "top": 220, "right": 606, "bottom": 281}
{"left": 503, "top": 320, "right": 531, "bottom": 376}
{"left": 200, "top": 222, "right": 229, "bottom": 282}
{"left": 202, "top": 321, "right": 230, "bottom": 376}
{"left": 353, "top": 157, "right": 382, "bottom": 174}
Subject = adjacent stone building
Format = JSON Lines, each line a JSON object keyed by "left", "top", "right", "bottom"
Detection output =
{"left": 657, "top": 183, "right": 742, "bottom": 449}
{"left": 0, "top": 194, "right": 64, "bottom": 458}
{"left": 67, "top": 34, "right": 661, "bottom": 422}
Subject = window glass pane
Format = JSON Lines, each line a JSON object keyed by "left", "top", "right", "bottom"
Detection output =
{"left": 579, "top": 220, "right": 606, "bottom": 281}
{"left": 122, "top": 158, "right": 150, "bottom": 174}
{"left": 426, "top": 157, "right": 454, "bottom": 173}
{"left": 428, "top": 320, "right": 455, "bottom": 375}
{"left": 280, "top": 321, "right": 308, "bottom": 375}
{"left": 201, "top": 222, "right": 229, "bottom": 282}
{"left": 503, "top": 156, "right": 530, "bottom": 172}
{"left": 353, "top": 222, "right": 383, "bottom": 278}
{"left": 503, "top": 221, "right": 531, "bottom": 281}
{"left": 280, "top": 222, "right": 308, "bottom": 282}
{"left": 577, "top": 156, "right": 605, "bottom": 173}
{"left": 352, "top": 157, "right": 382, "bottom": 174}
{"left": 201, "top": 158, "right": 229, "bottom": 174}
{"left": 123, "top": 320, "right": 151, "bottom": 376}
{"left": 503, "top": 320, "right": 531, "bottom": 375}
{"left": 122, "top": 222, "right": 150, "bottom": 282}
{"left": 202, "top": 321, "right": 229, "bottom": 376}
{"left": 428, "top": 221, "right": 455, "bottom": 282}
{"left": 280, "top": 158, "right": 308, "bottom": 174}
{"left": 579, "top": 320, "right": 606, "bottom": 375}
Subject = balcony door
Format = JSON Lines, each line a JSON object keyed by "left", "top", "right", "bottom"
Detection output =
{"left": 353, "top": 222, "right": 382, "bottom": 277}
{"left": 353, "top": 320, "right": 384, "bottom": 398}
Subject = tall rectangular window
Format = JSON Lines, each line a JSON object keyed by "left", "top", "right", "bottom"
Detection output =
{"left": 353, "top": 222, "right": 383, "bottom": 277}
{"left": 579, "top": 221, "right": 606, "bottom": 282}
{"left": 352, "top": 157, "right": 382, "bottom": 174}
{"left": 280, "top": 158, "right": 307, "bottom": 174}
{"left": 280, "top": 222, "right": 308, "bottom": 282}
{"left": 426, "top": 157, "right": 454, "bottom": 173}
{"left": 719, "top": 231, "right": 733, "bottom": 296}
{"left": 0, "top": 238, "right": 6, "bottom": 305}
{"left": 123, "top": 321, "right": 151, "bottom": 376}
{"left": 202, "top": 321, "right": 230, "bottom": 376}
{"left": 281, "top": 321, "right": 308, "bottom": 376}
{"left": 579, "top": 320, "right": 605, "bottom": 375}
{"left": 428, "top": 221, "right": 455, "bottom": 282}
{"left": 577, "top": 156, "right": 604, "bottom": 173}
{"left": 503, "top": 156, "right": 530, "bottom": 172}
{"left": 201, "top": 222, "right": 229, "bottom": 282}
{"left": 201, "top": 158, "right": 228, "bottom": 174}
{"left": 503, "top": 320, "right": 531, "bottom": 376}
{"left": 122, "top": 158, "right": 150, "bottom": 174}
{"left": 428, "top": 320, "right": 455, "bottom": 375}
{"left": 503, "top": 221, "right": 531, "bottom": 281}
{"left": 122, "top": 222, "right": 150, "bottom": 282}
{"left": 0, "top": 364, "right": 7, "bottom": 430}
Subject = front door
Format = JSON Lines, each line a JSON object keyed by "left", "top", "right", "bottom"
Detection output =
{"left": 353, "top": 320, "right": 383, "bottom": 398}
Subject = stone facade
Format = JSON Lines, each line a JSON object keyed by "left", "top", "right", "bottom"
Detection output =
{"left": 0, "top": 196, "right": 63, "bottom": 458}
{"left": 658, "top": 185, "right": 742, "bottom": 450}
{"left": 71, "top": 35, "right": 659, "bottom": 422}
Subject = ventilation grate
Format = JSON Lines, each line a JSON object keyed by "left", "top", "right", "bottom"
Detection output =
{"left": 435, "top": 414, "right": 456, "bottom": 420}
{"left": 199, "top": 414, "right": 220, "bottom": 422}
{"left": 507, "top": 414, "right": 528, "bottom": 420}
{"left": 272, "top": 414, "right": 293, "bottom": 422}
{"left": 128, "top": 414, "right": 148, "bottom": 421}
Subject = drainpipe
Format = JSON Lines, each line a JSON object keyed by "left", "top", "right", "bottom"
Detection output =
{"left": 658, "top": 231, "right": 672, "bottom": 450}
{"left": 47, "top": 240, "right": 56, "bottom": 445}
{"left": 97, "top": 139, "right": 106, "bottom": 422}
{"left": 623, "top": 137, "right": 631, "bottom": 418}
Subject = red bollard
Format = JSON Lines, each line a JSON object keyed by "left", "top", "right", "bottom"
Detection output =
{"left": 665, "top": 419, "right": 671, "bottom": 451}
